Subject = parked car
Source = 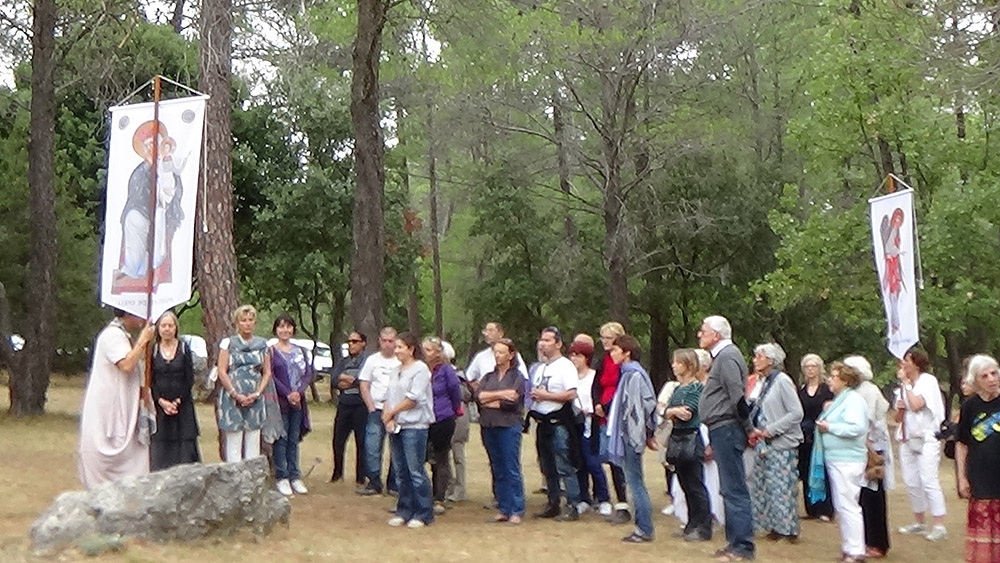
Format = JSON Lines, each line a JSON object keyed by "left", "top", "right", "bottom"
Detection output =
{"left": 8, "top": 334, "right": 24, "bottom": 352}
{"left": 265, "top": 337, "right": 334, "bottom": 376}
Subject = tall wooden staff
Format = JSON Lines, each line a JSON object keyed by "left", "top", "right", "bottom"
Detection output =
{"left": 142, "top": 76, "right": 163, "bottom": 407}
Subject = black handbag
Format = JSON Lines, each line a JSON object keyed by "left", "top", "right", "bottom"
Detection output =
{"left": 665, "top": 429, "right": 702, "bottom": 465}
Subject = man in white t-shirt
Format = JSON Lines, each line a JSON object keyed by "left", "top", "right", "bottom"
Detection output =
{"left": 465, "top": 321, "right": 528, "bottom": 387}
{"left": 529, "top": 326, "right": 582, "bottom": 521}
{"left": 894, "top": 347, "right": 948, "bottom": 541}
{"left": 356, "top": 326, "right": 402, "bottom": 496}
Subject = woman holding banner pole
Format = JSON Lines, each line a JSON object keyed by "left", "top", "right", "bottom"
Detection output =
{"left": 78, "top": 309, "right": 155, "bottom": 488}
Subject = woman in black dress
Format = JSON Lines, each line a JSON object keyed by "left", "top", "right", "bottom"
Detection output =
{"left": 797, "top": 353, "right": 834, "bottom": 520}
{"left": 150, "top": 311, "right": 201, "bottom": 470}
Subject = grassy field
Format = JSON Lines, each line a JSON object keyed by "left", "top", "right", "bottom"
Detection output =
{"left": 0, "top": 375, "right": 967, "bottom": 562}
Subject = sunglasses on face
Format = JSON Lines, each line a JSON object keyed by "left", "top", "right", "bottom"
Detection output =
{"left": 347, "top": 339, "right": 364, "bottom": 344}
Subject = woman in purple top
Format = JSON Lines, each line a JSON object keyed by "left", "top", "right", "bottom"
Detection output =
{"left": 269, "top": 313, "right": 313, "bottom": 497}
{"left": 423, "top": 336, "right": 463, "bottom": 515}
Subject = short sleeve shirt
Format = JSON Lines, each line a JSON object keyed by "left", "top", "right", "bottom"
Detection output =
{"left": 530, "top": 356, "right": 578, "bottom": 415}
{"left": 358, "top": 353, "right": 402, "bottom": 409}
{"left": 958, "top": 394, "right": 1000, "bottom": 499}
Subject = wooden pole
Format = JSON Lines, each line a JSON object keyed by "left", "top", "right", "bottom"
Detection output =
{"left": 143, "top": 76, "right": 163, "bottom": 392}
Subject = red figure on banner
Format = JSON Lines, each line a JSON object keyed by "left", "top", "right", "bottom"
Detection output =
{"left": 880, "top": 208, "right": 905, "bottom": 333}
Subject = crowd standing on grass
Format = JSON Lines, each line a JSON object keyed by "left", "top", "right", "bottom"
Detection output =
{"left": 79, "top": 306, "right": 997, "bottom": 562}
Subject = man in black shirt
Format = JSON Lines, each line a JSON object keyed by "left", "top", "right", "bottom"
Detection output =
{"left": 331, "top": 332, "right": 369, "bottom": 484}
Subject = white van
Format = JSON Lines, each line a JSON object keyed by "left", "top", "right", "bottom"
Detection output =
{"left": 266, "top": 337, "right": 334, "bottom": 375}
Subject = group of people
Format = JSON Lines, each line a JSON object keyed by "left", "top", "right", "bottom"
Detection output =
{"left": 76, "top": 307, "right": 1000, "bottom": 563}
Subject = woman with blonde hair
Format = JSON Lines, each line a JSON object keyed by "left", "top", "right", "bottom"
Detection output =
{"left": 593, "top": 321, "right": 631, "bottom": 522}
{"left": 797, "top": 353, "right": 834, "bottom": 521}
{"left": 216, "top": 305, "right": 272, "bottom": 462}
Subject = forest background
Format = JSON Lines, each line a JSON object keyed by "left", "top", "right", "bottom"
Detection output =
{"left": 1, "top": 0, "right": 998, "bottom": 415}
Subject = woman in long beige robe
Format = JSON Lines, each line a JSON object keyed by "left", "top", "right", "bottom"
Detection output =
{"left": 78, "top": 310, "right": 155, "bottom": 489}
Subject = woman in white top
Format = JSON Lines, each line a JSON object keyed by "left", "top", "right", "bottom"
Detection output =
{"left": 383, "top": 331, "right": 435, "bottom": 528}
{"left": 569, "top": 339, "right": 610, "bottom": 514}
{"left": 894, "top": 347, "right": 947, "bottom": 542}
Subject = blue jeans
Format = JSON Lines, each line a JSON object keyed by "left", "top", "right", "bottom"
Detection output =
{"left": 482, "top": 425, "right": 525, "bottom": 517}
{"left": 389, "top": 428, "right": 433, "bottom": 524}
{"left": 274, "top": 407, "right": 303, "bottom": 480}
{"left": 622, "top": 446, "right": 654, "bottom": 538}
{"left": 364, "top": 409, "right": 387, "bottom": 491}
{"left": 710, "top": 422, "right": 755, "bottom": 558}
{"left": 536, "top": 423, "right": 581, "bottom": 508}
{"left": 578, "top": 432, "right": 610, "bottom": 504}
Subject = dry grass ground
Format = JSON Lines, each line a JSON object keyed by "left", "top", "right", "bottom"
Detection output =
{"left": 0, "top": 375, "right": 967, "bottom": 562}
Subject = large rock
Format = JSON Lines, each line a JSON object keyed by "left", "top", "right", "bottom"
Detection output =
{"left": 30, "top": 457, "right": 290, "bottom": 554}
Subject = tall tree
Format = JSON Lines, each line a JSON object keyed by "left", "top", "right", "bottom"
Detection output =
{"left": 198, "top": 0, "right": 239, "bottom": 362}
{"left": 349, "top": 0, "right": 391, "bottom": 344}
{"left": 8, "top": 0, "right": 58, "bottom": 415}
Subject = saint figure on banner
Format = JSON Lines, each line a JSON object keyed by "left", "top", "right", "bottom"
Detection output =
{"left": 880, "top": 208, "right": 905, "bottom": 333}
{"left": 111, "top": 120, "right": 188, "bottom": 294}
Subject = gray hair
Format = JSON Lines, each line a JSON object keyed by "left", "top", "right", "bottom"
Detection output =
{"left": 703, "top": 315, "right": 732, "bottom": 339}
{"left": 965, "top": 354, "right": 1000, "bottom": 389}
{"left": 754, "top": 342, "right": 786, "bottom": 369}
{"left": 842, "top": 355, "right": 874, "bottom": 382}
{"left": 695, "top": 349, "right": 712, "bottom": 371}
{"left": 800, "top": 353, "right": 825, "bottom": 374}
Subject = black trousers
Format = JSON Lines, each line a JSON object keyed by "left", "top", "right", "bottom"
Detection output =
{"left": 798, "top": 440, "right": 834, "bottom": 518}
{"left": 332, "top": 401, "right": 367, "bottom": 483}
{"left": 675, "top": 456, "right": 713, "bottom": 539}
{"left": 428, "top": 418, "right": 456, "bottom": 502}
{"left": 860, "top": 479, "right": 890, "bottom": 553}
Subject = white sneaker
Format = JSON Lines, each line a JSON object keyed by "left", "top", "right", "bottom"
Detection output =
{"left": 276, "top": 479, "right": 293, "bottom": 496}
{"left": 898, "top": 522, "right": 927, "bottom": 535}
{"left": 406, "top": 519, "right": 426, "bottom": 529}
{"left": 290, "top": 479, "right": 308, "bottom": 495}
{"left": 576, "top": 501, "right": 591, "bottom": 515}
{"left": 387, "top": 516, "right": 406, "bottom": 527}
{"left": 598, "top": 502, "right": 613, "bottom": 516}
{"left": 925, "top": 525, "right": 947, "bottom": 542}
{"left": 661, "top": 504, "right": 675, "bottom": 516}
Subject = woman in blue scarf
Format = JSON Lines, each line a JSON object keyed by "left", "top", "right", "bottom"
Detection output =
{"left": 606, "top": 335, "right": 658, "bottom": 543}
{"left": 814, "top": 362, "right": 869, "bottom": 563}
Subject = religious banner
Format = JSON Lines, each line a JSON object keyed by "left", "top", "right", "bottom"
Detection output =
{"left": 100, "top": 95, "right": 207, "bottom": 320}
{"left": 868, "top": 188, "right": 919, "bottom": 359}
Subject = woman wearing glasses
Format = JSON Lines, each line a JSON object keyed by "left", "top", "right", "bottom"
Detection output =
{"left": 798, "top": 353, "right": 834, "bottom": 521}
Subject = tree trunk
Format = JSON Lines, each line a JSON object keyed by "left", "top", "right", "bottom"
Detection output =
{"left": 197, "top": 0, "right": 239, "bottom": 370}
{"left": 552, "top": 87, "right": 577, "bottom": 242}
{"left": 427, "top": 111, "right": 443, "bottom": 337}
{"left": 171, "top": 0, "right": 185, "bottom": 34}
{"left": 9, "top": 0, "right": 58, "bottom": 416}
{"left": 349, "top": 0, "right": 389, "bottom": 349}
{"left": 397, "top": 104, "right": 421, "bottom": 336}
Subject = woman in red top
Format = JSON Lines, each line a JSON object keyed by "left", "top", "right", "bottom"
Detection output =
{"left": 592, "top": 321, "right": 631, "bottom": 524}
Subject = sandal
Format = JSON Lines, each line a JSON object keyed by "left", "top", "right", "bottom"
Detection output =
{"left": 864, "top": 547, "right": 885, "bottom": 559}
{"left": 508, "top": 515, "right": 522, "bottom": 525}
{"left": 487, "top": 514, "right": 509, "bottom": 523}
{"left": 716, "top": 554, "right": 751, "bottom": 562}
